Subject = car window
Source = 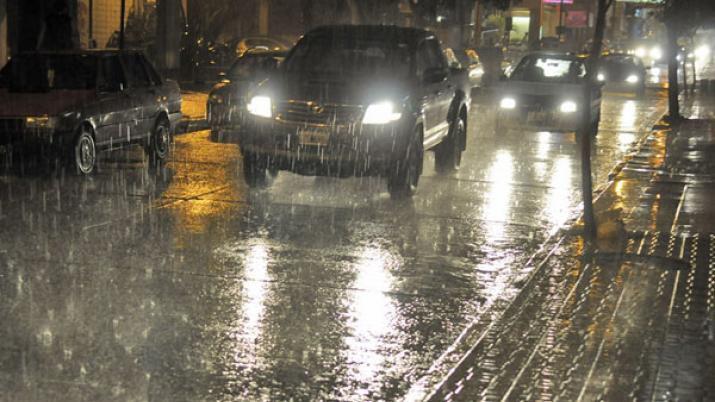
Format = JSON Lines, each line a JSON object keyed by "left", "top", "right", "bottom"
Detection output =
{"left": 0, "top": 54, "right": 97, "bottom": 91}
{"left": 510, "top": 55, "right": 586, "bottom": 83}
{"left": 123, "top": 54, "right": 151, "bottom": 88}
{"left": 140, "top": 56, "right": 163, "bottom": 86}
{"left": 427, "top": 39, "right": 448, "bottom": 69}
{"left": 284, "top": 34, "right": 410, "bottom": 78}
{"left": 98, "top": 55, "right": 125, "bottom": 92}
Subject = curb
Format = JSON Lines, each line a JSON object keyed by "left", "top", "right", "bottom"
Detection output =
{"left": 176, "top": 119, "right": 209, "bottom": 135}
{"left": 407, "top": 111, "right": 670, "bottom": 402}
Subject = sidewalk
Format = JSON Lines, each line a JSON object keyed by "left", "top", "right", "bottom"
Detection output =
{"left": 417, "top": 85, "right": 715, "bottom": 400}
{"left": 177, "top": 89, "right": 209, "bottom": 134}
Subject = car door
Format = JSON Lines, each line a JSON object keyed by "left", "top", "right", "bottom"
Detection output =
{"left": 95, "top": 54, "right": 132, "bottom": 147}
{"left": 422, "top": 39, "right": 454, "bottom": 146}
{"left": 120, "top": 53, "right": 154, "bottom": 141}
{"left": 415, "top": 40, "right": 441, "bottom": 142}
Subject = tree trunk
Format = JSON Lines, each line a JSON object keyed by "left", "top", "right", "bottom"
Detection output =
{"left": 666, "top": 26, "right": 680, "bottom": 120}
{"left": 578, "top": 0, "right": 610, "bottom": 240}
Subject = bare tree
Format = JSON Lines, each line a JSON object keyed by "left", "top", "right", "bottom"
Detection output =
{"left": 579, "top": 0, "right": 614, "bottom": 240}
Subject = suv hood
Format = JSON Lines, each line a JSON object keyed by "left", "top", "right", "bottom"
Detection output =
{"left": 266, "top": 72, "right": 409, "bottom": 106}
{"left": 0, "top": 89, "right": 96, "bottom": 117}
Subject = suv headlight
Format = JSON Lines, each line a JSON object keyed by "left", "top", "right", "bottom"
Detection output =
{"left": 25, "top": 116, "right": 56, "bottom": 129}
{"left": 247, "top": 96, "right": 272, "bottom": 118}
{"left": 362, "top": 101, "right": 402, "bottom": 125}
{"left": 499, "top": 97, "right": 516, "bottom": 109}
{"left": 559, "top": 101, "right": 578, "bottom": 113}
{"left": 626, "top": 74, "right": 639, "bottom": 84}
{"left": 597, "top": 73, "right": 606, "bottom": 81}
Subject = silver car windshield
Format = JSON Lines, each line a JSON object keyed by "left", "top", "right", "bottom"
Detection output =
{"left": 510, "top": 55, "right": 586, "bottom": 83}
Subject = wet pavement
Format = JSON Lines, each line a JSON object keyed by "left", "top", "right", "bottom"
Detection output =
{"left": 0, "top": 82, "right": 671, "bottom": 401}
{"left": 419, "top": 73, "right": 715, "bottom": 401}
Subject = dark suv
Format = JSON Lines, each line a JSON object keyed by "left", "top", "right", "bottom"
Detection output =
{"left": 241, "top": 25, "right": 470, "bottom": 198}
{"left": 0, "top": 50, "right": 182, "bottom": 174}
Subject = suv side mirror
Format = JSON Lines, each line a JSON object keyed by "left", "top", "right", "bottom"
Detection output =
{"left": 99, "top": 81, "right": 124, "bottom": 93}
{"left": 423, "top": 67, "right": 448, "bottom": 84}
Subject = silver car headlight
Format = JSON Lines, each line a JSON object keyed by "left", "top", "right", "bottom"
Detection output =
{"left": 25, "top": 116, "right": 56, "bottom": 129}
{"left": 247, "top": 96, "right": 272, "bottom": 118}
{"left": 499, "top": 97, "right": 516, "bottom": 109}
{"left": 559, "top": 101, "right": 578, "bottom": 114}
{"left": 626, "top": 74, "right": 639, "bottom": 84}
{"left": 362, "top": 101, "right": 402, "bottom": 125}
{"left": 597, "top": 73, "right": 606, "bottom": 81}
{"left": 650, "top": 46, "right": 662, "bottom": 60}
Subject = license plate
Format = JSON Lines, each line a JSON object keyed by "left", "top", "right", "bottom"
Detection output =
{"left": 527, "top": 111, "right": 549, "bottom": 124}
{"left": 298, "top": 128, "right": 330, "bottom": 146}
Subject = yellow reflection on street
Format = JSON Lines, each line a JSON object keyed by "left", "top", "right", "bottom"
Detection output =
{"left": 242, "top": 243, "right": 270, "bottom": 343}
{"left": 347, "top": 246, "right": 396, "bottom": 387}
{"left": 619, "top": 100, "right": 637, "bottom": 130}
{"left": 483, "top": 150, "right": 514, "bottom": 241}
{"left": 546, "top": 156, "right": 573, "bottom": 231}
{"left": 617, "top": 132, "right": 637, "bottom": 152}
{"left": 536, "top": 131, "right": 552, "bottom": 160}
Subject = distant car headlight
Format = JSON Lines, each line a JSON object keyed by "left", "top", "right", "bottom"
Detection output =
{"left": 499, "top": 97, "right": 516, "bottom": 109}
{"left": 362, "top": 101, "right": 402, "bottom": 125}
{"left": 695, "top": 45, "right": 710, "bottom": 60}
{"left": 209, "top": 93, "right": 223, "bottom": 104}
{"left": 597, "top": 73, "right": 606, "bottom": 81}
{"left": 635, "top": 47, "right": 647, "bottom": 58}
{"left": 25, "top": 116, "right": 56, "bottom": 129}
{"left": 247, "top": 95, "right": 272, "bottom": 118}
{"left": 559, "top": 101, "right": 578, "bottom": 113}
{"left": 626, "top": 74, "right": 639, "bottom": 84}
{"left": 650, "top": 46, "right": 662, "bottom": 60}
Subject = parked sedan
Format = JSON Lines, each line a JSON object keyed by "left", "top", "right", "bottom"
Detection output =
{"left": 495, "top": 52, "right": 602, "bottom": 133}
{"left": 597, "top": 53, "right": 647, "bottom": 95}
{"left": 207, "top": 50, "right": 285, "bottom": 136}
{"left": 0, "top": 50, "right": 182, "bottom": 174}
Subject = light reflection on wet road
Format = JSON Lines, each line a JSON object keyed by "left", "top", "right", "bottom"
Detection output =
{"left": 0, "top": 88, "right": 667, "bottom": 401}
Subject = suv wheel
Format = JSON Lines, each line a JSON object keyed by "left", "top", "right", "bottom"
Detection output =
{"left": 72, "top": 129, "right": 97, "bottom": 175}
{"left": 242, "top": 152, "right": 273, "bottom": 188}
{"left": 146, "top": 118, "right": 171, "bottom": 166}
{"left": 387, "top": 127, "right": 423, "bottom": 199}
{"left": 435, "top": 115, "right": 465, "bottom": 173}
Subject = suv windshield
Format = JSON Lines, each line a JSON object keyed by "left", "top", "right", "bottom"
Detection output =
{"left": 284, "top": 34, "right": 411, "bottom": 77}
{"left": 0, "top": 54, "right": 98, "bottom": 92}
{"left": 510, "top": 55, "right": 586, "bottom": 83}
{"left": 228, "top": 53, "right": 283, "bottom": 80}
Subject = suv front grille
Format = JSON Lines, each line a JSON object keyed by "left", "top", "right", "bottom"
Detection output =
{"left": 276, "top": 101, "right": 363, "bottom": 125}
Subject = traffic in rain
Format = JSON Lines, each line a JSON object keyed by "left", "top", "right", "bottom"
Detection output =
{"left": 1, "top": 1, "right": 715, "bottom": 401}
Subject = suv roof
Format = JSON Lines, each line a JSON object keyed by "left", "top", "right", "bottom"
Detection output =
{"left": 304, "top": 25, "right": 436, "bottom": 45}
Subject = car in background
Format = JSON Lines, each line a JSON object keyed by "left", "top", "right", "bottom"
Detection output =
{"left": 235, "top": 36, "right": 291, "bottom": 58}
{"left": 207, "top": 49, "right": 286, "bottom": 136}
{"left": 0, "top": 50, "right": 182, "bottom": 174}
{"left": 597, "top": 53, "right": 647, "bottom": 95}
{"left": 495, "top": 52, "right": 602, "bottom": 133}
{"left": 240, "top": 25, "right": 471, "bottom": 198}
{"left": 445, "top": 48, "right": 485, "bottom": 87}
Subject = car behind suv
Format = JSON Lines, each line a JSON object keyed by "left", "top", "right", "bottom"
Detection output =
{"left": 241, "top": 25, "right": 471, "bottom": 198}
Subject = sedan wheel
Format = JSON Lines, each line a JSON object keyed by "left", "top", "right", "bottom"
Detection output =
{"left": 147, "top": 120, "right": 171, "bottom": 165}
{"left": 73, "top": 130, "right": 96, "bottom": 175}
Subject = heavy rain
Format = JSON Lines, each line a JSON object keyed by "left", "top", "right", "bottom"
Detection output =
{"left": 1, "top": 1, "right": 715, "bottom": 401}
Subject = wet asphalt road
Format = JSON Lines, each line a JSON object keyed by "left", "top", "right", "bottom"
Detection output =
{"left": 0, "top": 85, "right": 667, "bottom": 401}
